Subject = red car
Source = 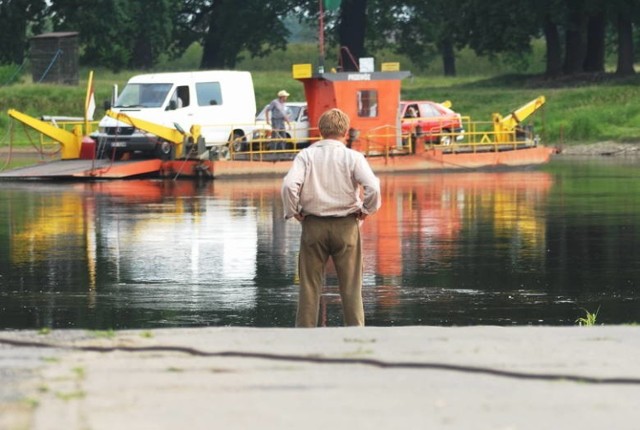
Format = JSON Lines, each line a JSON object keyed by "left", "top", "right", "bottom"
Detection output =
{"left": 400, "top": 100, "right": 465, "bottom": 145}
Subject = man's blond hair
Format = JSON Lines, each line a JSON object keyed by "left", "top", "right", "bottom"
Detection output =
{"left": 318, "top": 108, "right": 350, "bottom": 139}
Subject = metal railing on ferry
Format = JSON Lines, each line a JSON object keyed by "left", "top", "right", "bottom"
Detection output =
{"left": 11, "top": 116, "right": 542, "bottom": 161}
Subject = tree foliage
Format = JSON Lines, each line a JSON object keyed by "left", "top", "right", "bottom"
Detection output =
{"left": 373, "top": 0, "right": 465, "bottom": 75}
{"left": 0, "top": 0, "right": 46, "bottom": 65}
{"left": 0, "top": 0, "right": 638, "bottom": 76}
{"left": 48, "top": 0, "right": 178, "bottom": 71}
{"left": 173, "top": 0, "right": 292, "bottom": 69}
{"left": 337, "top": 0, "right": 367, "bottom": 70}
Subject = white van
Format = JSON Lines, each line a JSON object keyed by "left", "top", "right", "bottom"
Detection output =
{"left": 91, "top": 70, "right": 257, "bottom": 159}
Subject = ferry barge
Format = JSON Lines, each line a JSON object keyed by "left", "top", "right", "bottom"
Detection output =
{"left": 0, "top": 64, "right": 555, "bottom": 180}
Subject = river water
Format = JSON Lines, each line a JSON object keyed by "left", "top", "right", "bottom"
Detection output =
{"left": 0, "top": 156, "right": 638, "bottom": 328}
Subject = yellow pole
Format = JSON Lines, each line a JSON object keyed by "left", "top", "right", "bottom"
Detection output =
{"left": 84, "top": 70, "right": 95, "bottom": 136}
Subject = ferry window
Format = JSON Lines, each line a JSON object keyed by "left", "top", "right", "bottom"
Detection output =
{"left": 357, "top": 90, "right": 378, "bottom": 118}
{"left": 196, "top": 82, "right": 223, "bottom": 106}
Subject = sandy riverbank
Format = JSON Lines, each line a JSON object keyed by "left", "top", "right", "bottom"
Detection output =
{"left": 555, "top": 141, "right": 640, "bottom": 156}
{"left": 1, "top": 326, "right": 639, "bottom": 430}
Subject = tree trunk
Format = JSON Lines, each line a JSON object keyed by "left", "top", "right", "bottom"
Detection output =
{"left": 583, "top": 14, "right": 606, "bottom": 73}
{"left": 338, "top": 0, "right": 367, "bottom": 71}
{"left": 132, "top": 37, "right": 153, "bottom": 69}
{"left": 543, "top": 15, "right": 562, "bottom": 77}
{"left": 0, "top": 2, "right": 27, "bottom": 64}
{"left": 201, "top": 30, "right": 224, "bottom": 69}
{"left": 440, "top": 38, "right": 456, "bottom": 77}
{"left": 200, "top": 1, "right": 225, "bottom": 69}
{"left": 563, "top": 4, "right": 587, "bottom": 75}
{"left": 616, "top": 13, "right": 635, "bottom": 75}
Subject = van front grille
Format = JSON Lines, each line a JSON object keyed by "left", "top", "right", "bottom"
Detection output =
{"left": 104, "top": 126, "right": 135, "bottom": 136}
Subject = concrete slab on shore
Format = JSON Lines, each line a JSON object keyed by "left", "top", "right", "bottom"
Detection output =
{"left": 1, "top": 326, "right": 639, "bottom": 430}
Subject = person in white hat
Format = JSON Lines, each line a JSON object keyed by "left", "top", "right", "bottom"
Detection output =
{"left": 265, "top": 90, "right": 291, "bottom": 150}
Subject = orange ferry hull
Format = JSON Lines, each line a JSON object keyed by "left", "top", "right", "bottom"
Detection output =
{"left": 204, "top": 145, "right": 556, "bottom": 179}
{"left": 0, "top": 146, "right": 555, "bottom": 180}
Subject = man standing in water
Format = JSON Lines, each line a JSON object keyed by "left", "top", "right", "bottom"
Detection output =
{"left": 281, "top": 108, "right": 381, "bottom": 327}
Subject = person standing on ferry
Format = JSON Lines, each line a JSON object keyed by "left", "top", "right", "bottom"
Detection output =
{"left": 266, "top": 90, "right": 291, "bottom": 150}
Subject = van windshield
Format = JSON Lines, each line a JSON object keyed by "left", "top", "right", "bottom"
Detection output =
{"left": 114, "top": 83, "right": 173, "bottom": 108}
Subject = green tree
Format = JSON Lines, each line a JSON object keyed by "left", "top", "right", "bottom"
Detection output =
{"left": 461, "top": 0, "right": 538, "bottom": 67}
{"left": 337, "top": 0, "right": 366, "bottom": 71}
{"left": 295, "top": 0, "right": 374, "bottom": 72}
{"left": 0, "top": 0, "right": 46, "bottom": 65}
{"left": 49, "top": 0, "right": 178, "bottom": 71}
{"left": 537, "top": 0, "right": 566, "bottom": 76}
{"left": 545, "top": 0, "right": 636, "bottom": 76}
{"left": 583, "top": 1, "right": 608, "bottom": 73}
{"left": 128, "top": 1, "right": 177, "bottom": 69}
{"left": 612, "top": 0, "right": 637, "bottom": 75}
{"left": 173, "top": 0, "right": 292, "bottom": 69}
{"left": 374, "top": 0, "right": 465, "bottom": 76}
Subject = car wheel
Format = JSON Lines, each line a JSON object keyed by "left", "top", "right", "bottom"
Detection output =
{"left": 440, "top": 129, "right": 452, "bottom": 146}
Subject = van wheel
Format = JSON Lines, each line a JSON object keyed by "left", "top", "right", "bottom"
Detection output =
{"left": 229, "top": 131, "right": 247, "bottom": 152}
{"left": 155, "top": 140, "right": 174, "bottom": 160}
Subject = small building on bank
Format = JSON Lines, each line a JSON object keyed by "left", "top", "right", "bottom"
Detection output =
{"left": 30, "top": 31, "right": 79, "bottom": 85}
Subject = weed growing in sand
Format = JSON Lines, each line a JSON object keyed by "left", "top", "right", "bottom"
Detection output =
{"left": 55, "top": 391, "right": 86, "bottom": 401}
{"left": 89, "top": 329, "right": 116, "bottom": 339}
{"left": 576, "top": 307, "right": 600, "bottom": 326}
{"left": 72, "top": 367, "right": 86, "bottom": 380}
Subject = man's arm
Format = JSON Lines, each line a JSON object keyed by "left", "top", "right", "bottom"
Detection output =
{"left": 281, "top": 154, "right": 307, "bottom": 220}
{"left": 354, "top": 156, "right": 382, "bottom": 216}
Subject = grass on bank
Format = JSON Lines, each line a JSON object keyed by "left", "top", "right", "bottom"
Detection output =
{"left": 576, "top": 307, "right": 600, "bottom": 326}
{"left": 2, "top": 42, "right": 640, "bottom": 148}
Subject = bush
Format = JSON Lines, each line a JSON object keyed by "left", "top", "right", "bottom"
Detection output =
{"left": 567, "top": 114, "right": 602, "bottom": 141}
{"left": 0, "top": 63, "right": 25, "bottom": 86}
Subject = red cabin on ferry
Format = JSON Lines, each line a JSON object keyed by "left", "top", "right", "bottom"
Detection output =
{"left": 293, "top": 63, "right": 410, "bottom": 153}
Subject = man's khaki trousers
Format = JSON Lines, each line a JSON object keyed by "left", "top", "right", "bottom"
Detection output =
{"left": 296, "top": 215, "right": 364, "bottom": 327}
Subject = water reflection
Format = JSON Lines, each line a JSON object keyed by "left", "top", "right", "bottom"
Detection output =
{"left": 359, "top": 172, "right": 553, "bottom": 326}
{"left": 1, "top": 161, "right": 638, "bottom": 328}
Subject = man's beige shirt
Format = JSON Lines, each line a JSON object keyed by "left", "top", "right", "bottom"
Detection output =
{"left": 281, "top": 139, "right": 381, "bottom": 219}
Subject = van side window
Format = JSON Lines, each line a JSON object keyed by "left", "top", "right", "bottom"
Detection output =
{"left": 196, "top": 82, "right": 222, "bottom": 106}
{"left": 170, "top": 85, "right": 190, "bottom": 109}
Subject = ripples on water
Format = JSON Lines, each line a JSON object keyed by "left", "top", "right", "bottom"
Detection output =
{"left": 0, "top": 157, "right": 639, "bottom": 329}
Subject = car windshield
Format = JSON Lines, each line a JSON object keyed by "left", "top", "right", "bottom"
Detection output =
{"left": 288, "top": 106, "right": 301, "bottom": 120}
{"left": 114, "top": 83, "right": 173, "bottom": 108}
{"left": 419, "top": 103, "right": 444, "bottom": 117}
